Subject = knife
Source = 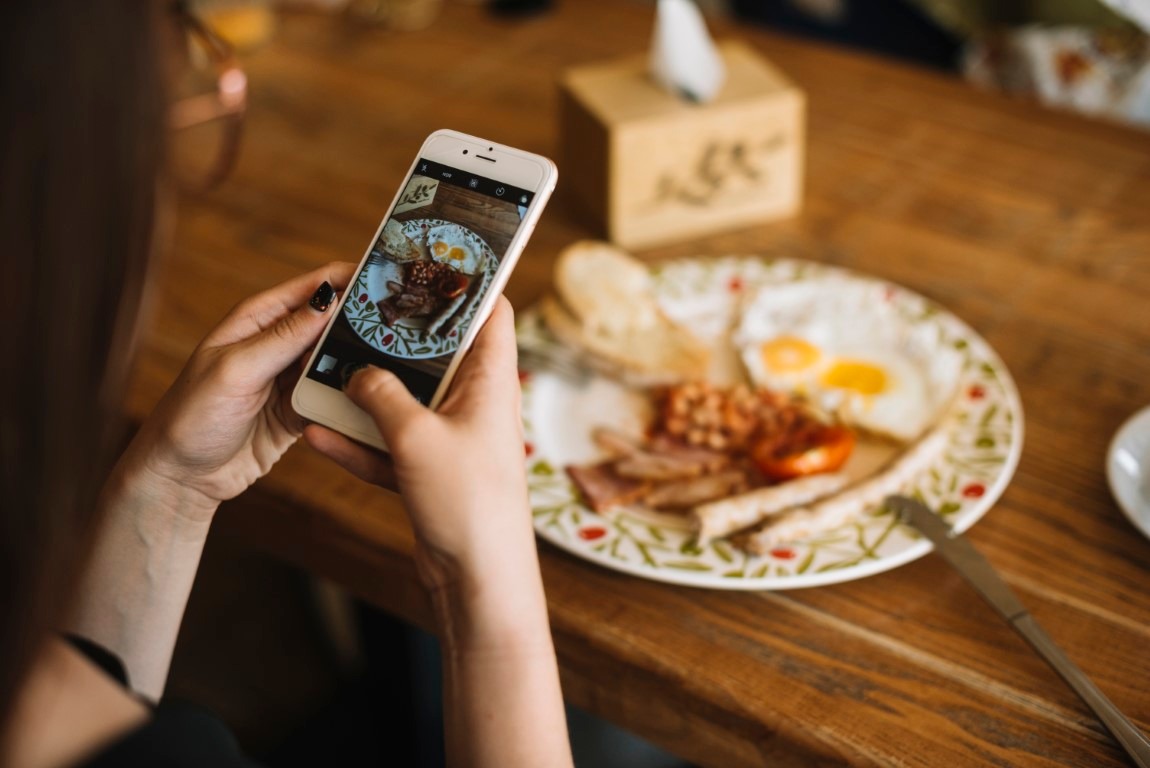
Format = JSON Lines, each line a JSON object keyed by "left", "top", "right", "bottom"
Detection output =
{"left": 886, "top": 494, "right": 1150, "bottom": 767}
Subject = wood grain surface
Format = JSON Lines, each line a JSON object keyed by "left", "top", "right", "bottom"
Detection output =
{"left": 128, "top": 2, "right": 1150, "bottom": 765}
{"left": 392, "top": 182, "right": 521, "bottom": 258}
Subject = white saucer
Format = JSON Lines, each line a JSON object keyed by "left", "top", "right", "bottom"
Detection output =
{"left": 1107, "top": 404, "right": 1150, "bottom": 541}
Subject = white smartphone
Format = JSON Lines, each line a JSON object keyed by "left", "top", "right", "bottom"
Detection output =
{"left": 292, "top": 129, "right": 557, "bottom": 450}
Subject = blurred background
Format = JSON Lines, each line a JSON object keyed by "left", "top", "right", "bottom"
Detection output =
{"left": 193, "top": 0, "right": 1150, "bottom": 126}
{"left": 165, "top": 1, "right": 1150, "bottom": 767}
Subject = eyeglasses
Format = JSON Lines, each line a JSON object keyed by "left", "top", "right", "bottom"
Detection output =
{"left": 169, "top": 1, "right": 248, "bottom": 189}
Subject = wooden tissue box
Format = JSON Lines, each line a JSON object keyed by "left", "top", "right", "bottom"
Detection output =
{"left": 559, "top": 41, "right": 805, "bottom": 250}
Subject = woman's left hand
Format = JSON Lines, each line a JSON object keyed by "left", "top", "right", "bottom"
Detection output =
{"left": 118, "top": 262, "right": 355, "bottom": 521}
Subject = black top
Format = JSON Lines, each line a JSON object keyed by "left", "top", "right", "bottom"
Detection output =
{"left": 68, "top": 636, "right": 260, "bottom": 768}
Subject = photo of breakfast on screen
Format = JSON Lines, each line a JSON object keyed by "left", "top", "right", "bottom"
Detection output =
{"left": 343, "top": 218, "right": 496, "bottom": 360}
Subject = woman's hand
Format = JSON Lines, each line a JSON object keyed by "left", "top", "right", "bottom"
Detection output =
{"left": 306, "top": 297, "right": 572, "bottom": 768}
{"left": 304, "top": 295, "right": 545, "bottom": 632}
{"left": 71, "top": 263, "right": 354, "bottom": 699}
{"left": 120, "top": 262, "right": 355, "bottom": 521}
{"left": 304, "top": 296, "right": 532, "bottom": 595}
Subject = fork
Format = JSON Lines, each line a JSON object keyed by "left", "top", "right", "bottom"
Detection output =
{"left": 516, "top": 341, "right": 591, "bottom": 384}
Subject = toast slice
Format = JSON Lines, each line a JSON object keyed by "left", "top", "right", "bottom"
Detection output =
{"left": 553, "top": 241, "right": 661, "bottom": 338}
{"left": 540, "top": 241, "right": 710, "bottom": 386}
{"left": 379, "top": 219, "right": 423, "bottom": 262}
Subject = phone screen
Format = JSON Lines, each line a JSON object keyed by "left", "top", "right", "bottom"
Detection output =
{"left": 305, "top": 158, "right": 535, "bottom": 405}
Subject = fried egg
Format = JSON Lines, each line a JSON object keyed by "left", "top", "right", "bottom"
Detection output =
{"left": 734, "top": 278, "right": 962, "bottom": 442}
{"left": 426, "top": 224, "right": 483, "bottom": 275}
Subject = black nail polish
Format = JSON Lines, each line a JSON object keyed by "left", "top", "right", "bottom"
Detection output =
{"left": 310, "top": 281, "right": 335, "bottom": 312}
{"left": 340, "top": 362, "right": 369, "bottom": 390}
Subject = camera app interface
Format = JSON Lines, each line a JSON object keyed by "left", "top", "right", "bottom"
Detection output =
{"left": 307, "top": 159, "right": 535, "bottom": 405}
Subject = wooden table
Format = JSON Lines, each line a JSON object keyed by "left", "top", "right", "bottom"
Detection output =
{"left": 132, "top": 2, "right": 1150, "bottom": 765}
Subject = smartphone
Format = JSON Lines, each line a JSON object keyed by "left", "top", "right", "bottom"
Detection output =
{"left": 292, "top": 129, "right": 557, "bottom": 450}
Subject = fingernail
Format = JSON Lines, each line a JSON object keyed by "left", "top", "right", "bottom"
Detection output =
{"left": 340, "top": 362, "right": 370, "bottom": 390}
{"left": 309, "top": 281, "right": 335, "bottom": 312}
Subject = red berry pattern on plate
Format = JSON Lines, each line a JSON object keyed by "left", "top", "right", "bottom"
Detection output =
{"left": 578, "top": 526, "right": 608, "bottom": 541}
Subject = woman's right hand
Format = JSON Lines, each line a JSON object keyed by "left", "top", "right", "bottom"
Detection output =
{"left": 306, "top": 298, "right": 573, "bottom": 768}
{"left": 303, "top": 297, "right": 535, "bottom": 598}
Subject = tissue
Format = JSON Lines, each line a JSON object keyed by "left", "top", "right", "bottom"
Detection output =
{"left": 649, "top": 0, "right": 726, "bottom": 103}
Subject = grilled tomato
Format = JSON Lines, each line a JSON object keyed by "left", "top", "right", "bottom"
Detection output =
{"left": 751, "top": 424, "right": 855, "bottom": 481}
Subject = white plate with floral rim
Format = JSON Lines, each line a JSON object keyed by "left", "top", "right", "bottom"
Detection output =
{"left": 344, "top": 218, "right": 496, "bottom": 360}
{"left": 518, "top": 256, "right": 1024, "bottom": 590}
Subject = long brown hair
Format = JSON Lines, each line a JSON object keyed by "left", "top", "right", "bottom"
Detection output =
{"left": 0, "top": 0, "right": 166, "bottom": 734}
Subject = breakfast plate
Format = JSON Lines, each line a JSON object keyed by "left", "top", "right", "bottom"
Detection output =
{"left": 519, "top": 256, "right": 1024, "bottom": 590}
{"left": 344, "top": 218, "right": 496, "bottom": 359}
{"left": 1107, "top": 404, "right": 1150, "bottom": 541}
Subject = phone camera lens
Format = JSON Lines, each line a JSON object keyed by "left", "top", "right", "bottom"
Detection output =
{"left": 463, "top": 149, "right": 468, "bottom": 155}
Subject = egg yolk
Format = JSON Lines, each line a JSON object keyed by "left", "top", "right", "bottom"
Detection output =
{"left": 432, "top": 241, "right": 450, "bottom": 257}
{"left": 820, "top": 360, "right": 887, "bottom": 395}
{"left": 447, "top": 246, "right": 468, "bottom": 261}
{"left": 760, "top": 336, "right": 821, "bottom": 373}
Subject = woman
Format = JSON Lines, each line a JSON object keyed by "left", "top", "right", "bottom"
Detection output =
{"left": 0, "top": 1, "right": 572, "bottom": 766}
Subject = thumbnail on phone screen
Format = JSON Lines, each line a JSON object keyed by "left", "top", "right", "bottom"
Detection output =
{"left": 306, "top": 158, "right": 534, "bottom": 405}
